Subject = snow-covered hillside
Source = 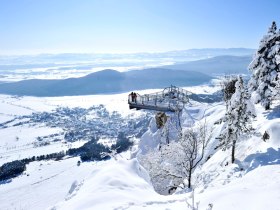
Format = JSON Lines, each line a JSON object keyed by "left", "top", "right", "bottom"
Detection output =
{"left": 0, "top": 82, "right": 279, "bottom": 210}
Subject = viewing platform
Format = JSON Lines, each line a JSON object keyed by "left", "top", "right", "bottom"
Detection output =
{"left": 128, "top": 85, "right": 191, "bottom": 112}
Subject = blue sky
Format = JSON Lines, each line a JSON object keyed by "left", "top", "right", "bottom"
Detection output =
{"left": 1, "top": 0, "right": 280, "bottom": 55}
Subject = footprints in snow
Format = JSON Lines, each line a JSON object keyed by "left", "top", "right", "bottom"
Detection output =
{"left": 113, "top": 198, "right": 186, "bottom": 210}
{"left": 65, "top": 180, "right": 84, "bottom": 201}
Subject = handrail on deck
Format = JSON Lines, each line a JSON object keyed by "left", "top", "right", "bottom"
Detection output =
{"left": 128, "top": 85, "right": 191, "bottom": 112}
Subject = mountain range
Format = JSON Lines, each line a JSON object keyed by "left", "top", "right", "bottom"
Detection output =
{"left": 0, "top": 69, "right": 212, "bottom": 96}
{"left": 0, "top": 54, "right": 254, "bottom": 96}
{"left": 163, "top": 55, "right": 252, "bottom": 75}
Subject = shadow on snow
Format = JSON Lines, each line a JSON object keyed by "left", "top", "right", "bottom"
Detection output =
{"left": 265, "top": 105, "right": 280, "bottom": 120}
{"left": 242, "top": 147, "right": 280, "bottom": 173}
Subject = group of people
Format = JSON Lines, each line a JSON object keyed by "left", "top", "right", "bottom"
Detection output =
{"left": 129, "top": 92, "right": 137, "bottom": 103}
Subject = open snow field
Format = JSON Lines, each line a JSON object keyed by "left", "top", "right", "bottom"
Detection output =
{"left": 0, "top": 83, "right": 279, "bottom": 210}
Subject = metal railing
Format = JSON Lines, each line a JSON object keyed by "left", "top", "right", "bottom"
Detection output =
{"left": 128, "top": 85, "right": 192, "bottom": 111}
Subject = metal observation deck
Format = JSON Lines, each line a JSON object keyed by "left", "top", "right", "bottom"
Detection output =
{"left": 128, "top": 85, "right": 191, "bottom": 112}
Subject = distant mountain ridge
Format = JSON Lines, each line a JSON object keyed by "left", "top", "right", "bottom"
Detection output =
{"left": 163, "top": 55, "right": 252, "bottom": 75}
{"left": 0, "top": 54, "right": 255, "bottom": 96}
{"left": 0, "top": 69, "right": 213, "bottom": 96}
{"left": 0, "top": 48, "right": 254, "bottom": 67}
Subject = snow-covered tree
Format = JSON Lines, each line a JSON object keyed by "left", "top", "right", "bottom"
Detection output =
{"left": 221, "top": 75, "right": 238, "bottom": 110}
{"left": 249, "top": 21, "right": 280, "bottom": 109}
{"left": 139, "top": 122, "right": 212, "bottom": 194}
{"left": 218, "top": 76, "right": 256, "bottom": 163}
{"left": 139, "top": 141, "right": 185, "bottom": 194}
{"left": 178, "top": 125, "right": 211, "bottom": 188}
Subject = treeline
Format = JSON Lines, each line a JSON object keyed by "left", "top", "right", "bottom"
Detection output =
{"left": 111, "top": 132, "right": 134, "bottom": 153}
{"left": 0, "top": 133, "right": 133, "bottom": 182}
{"left": 67, "top": 140, "right": 110, "bottom": 161}
{"left": 0, "top": 151, "right": 65, "bottom": 181}
{"left": 67, "top": 133, "right": 133, "bottom": 161}
{"left": 0, "top": 160, "right": 26, "bottom": 181}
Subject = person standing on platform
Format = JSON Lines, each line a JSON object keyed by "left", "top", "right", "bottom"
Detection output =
{"left": 133, "top": 92, "right": 137, "bottom": 103}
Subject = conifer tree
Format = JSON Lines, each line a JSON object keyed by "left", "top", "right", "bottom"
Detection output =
{"left": 249, "top": 21, "right": 280, "bottom": 109}
{"left": 219, "top": 76, "right": 255, "bottom": 163}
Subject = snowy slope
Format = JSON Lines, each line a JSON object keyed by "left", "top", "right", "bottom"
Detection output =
{"left": 51, "top": 158, "right": 160, "bottom": 210}
{"left": 53, "top": 95, "right": 279, "bottom": 210}
{"left": 0, "top": 84, "right": 280, "bottom": 210}
{"left": 197, "top": 165, "right": 280, "bottom": 210}
{"left": 0, "top": 157, "right": 96, "bottom": 210}
{"left": 49, "top": 160, "right": 280, "bottom": 210}
{"left": 130, "top": 95, "right": 279, "bottom": 209}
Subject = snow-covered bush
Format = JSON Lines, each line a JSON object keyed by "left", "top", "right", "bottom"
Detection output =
{"left": 249, "top": 21, "right": 280, "bottom": 109}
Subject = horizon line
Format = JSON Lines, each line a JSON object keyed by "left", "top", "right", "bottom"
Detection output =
{"left": 0, "top": 47, "right": 256, "bottom": 57}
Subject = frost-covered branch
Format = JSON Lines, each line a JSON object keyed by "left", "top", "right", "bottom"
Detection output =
{"left": 139, "top": 121, "right": 212, "bottom": 193}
